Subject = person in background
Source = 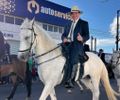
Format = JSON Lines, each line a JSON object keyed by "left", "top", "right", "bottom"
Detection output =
{"left": 0, "top": 31, "right": 5, "bottom": 62}
{"left": 98, "top": 49, "right": 106, "bottom": 64}
{"left": 0, "top": 31, "right": 5, "bottom": 84}
{"left": 25, "top": 53, "right": 34, "bottom": 98}
{"left": 4, "top": 40, "right": 11, "bottom": 63}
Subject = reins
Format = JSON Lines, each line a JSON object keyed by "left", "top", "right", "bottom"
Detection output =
{"left": 35, "top": 45, "right": 61, "bottom": 58}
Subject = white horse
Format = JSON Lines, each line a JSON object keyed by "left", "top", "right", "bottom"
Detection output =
{"left": 111, "top": 51, "right": 120, "bottom": 92}
{"left": 18, "top": 18, "right": 119, "bottom": 100}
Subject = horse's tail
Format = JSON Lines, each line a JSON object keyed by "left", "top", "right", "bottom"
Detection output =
{"left": 101, "top": 65, "right": 119, "bottom": 100}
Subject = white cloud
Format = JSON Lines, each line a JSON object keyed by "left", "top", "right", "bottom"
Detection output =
{"left": 86, "top": 38, "right": 115, "bottom": 47}
{"left": 97, "top": 38, "right": 115, "bottom": 46}
{"left": 110, "top": 16, "right": 120, "bottom": 36}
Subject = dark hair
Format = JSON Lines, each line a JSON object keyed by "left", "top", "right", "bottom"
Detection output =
{"left": 99, "top": 49, "right": 103, "bottom": 52}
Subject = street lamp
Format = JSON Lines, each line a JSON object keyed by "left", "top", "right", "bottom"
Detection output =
{"left": 116, "top": 10, "right": 120, "bottom": 51}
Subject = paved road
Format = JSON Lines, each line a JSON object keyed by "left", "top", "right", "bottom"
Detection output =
{"left": 0, "top": 79, "right": 120, "bottom": 100}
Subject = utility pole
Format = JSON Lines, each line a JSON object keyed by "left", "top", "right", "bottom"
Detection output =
{"left": 91, "top": 36, "right": 97, "bottom": 52}
{"left": 94, "top": 38, "right": 97, "bottom": 52}
{"left": 116, "top": 10, "right": 120, "bottom": 51}
{"left": 91, "top": 36, "right": 93, "bottom": 51}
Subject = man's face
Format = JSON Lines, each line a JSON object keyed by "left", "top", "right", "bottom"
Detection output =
{"left": 71, "top": 12, "right": 80, "bottom": 21}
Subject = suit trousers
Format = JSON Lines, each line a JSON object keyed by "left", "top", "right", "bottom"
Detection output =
{"left": 66, "top": 42, "right": 85, "bottom": 81}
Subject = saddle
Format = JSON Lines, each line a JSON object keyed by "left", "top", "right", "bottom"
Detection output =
{"left": 61, "top": 42, "right": 71, "bottom": 59}
{"left": 61, "top": 42, "right": 89, "bottom": 62}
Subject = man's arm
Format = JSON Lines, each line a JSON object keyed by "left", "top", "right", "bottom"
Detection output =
{"left": 81, "top": 21, "right": 90, "bottom": 43}
{"left": 61, "top": 24, "right": 70, "bottom": 42}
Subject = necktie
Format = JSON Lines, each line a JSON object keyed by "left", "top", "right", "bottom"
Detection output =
{"left": 68, "top": 21, "right": 75, "bottom": 41}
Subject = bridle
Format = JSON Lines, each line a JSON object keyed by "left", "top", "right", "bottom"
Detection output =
{"left": 18, "top": 23, "right": 37, "bottom": 53}
{"left": 18, "top": 22, "right": 62, "bottom": 65}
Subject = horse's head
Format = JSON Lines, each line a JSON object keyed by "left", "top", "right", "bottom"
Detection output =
{"left": 18, "top": 18, "right": 37, "bottom": 61}
{"left": 111, "top": 51, "right": 120, "bottom": 68}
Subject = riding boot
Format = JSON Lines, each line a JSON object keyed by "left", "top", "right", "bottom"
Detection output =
{"left": 65, "top": 64, "right": 78, "bottom": 88}
{"left": 71, "top": 64, "right": 78, "bottom": 81}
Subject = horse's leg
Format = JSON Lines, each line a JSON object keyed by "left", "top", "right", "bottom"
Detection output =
{"left": 6, "top": 76, "right": 19, "bottom": 100}
{"left": 39, "top": 83, "right": 56, "bottom": 100}
{"left": 75, "top": 65, "right": 84, "bottom": 91}
{"left": 49, "top": 88, "right": 57, "bottom": 100}
{"left": 91, "top": 78, "right": 100, "bottom": 100}
{"left": 76, "top": 80, "right": 84, "bottom": 91}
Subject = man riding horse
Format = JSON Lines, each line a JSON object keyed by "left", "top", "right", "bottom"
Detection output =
{"left": 61, "top": 6, "right": 90, "bottom": 88}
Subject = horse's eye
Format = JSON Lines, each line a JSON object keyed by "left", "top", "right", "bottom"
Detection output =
{"left": 25, "top": 36, "right": 29, "bottom": 40}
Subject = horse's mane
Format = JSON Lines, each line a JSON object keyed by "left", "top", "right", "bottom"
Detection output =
{"left": 22, "top": 19, "right": 57, "bottom": 47}
{"left": 35, "top": 23, "right": 57, "bottom": 47}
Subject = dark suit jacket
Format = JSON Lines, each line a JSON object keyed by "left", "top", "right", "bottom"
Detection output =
{"left": 62, "top": 19, "right": 89, "bottom": 43}
{"left": 61, "top": 19, "right": 90, "bottom": 65}
{"left": 0, "top": 31, "right": 5, "bottom": 59}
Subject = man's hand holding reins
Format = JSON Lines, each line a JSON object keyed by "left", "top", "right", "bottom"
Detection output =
{"left": 77, "top": 33, "right": 83, "bottom": 42}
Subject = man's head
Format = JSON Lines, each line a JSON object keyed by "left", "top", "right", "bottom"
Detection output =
{"left": 70, "top": 6, "right": 82, "bottom": 21}
{"left": 99, "top": 49, "right": 103, "bottom": 53}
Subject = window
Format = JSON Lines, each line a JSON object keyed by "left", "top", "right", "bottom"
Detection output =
{"left": 54, "top": 26, "right": 58, "bottom": 32}
{"left": 43, "top": 24, "right": 47, "bottom": 30}
{"left": 15, "top": 18, "right": 23, "bottom": 25}
{"left": 5, "top": 16, "right": 14, "bottom": 24}
{"left": 0, "top": 14, "right": 4, "bottom": 22}
{"left": 59, "top": 27, "right": 63, "bottom": 33}
{"left": 48, "top": 25, "right": 53, "bottom": 32}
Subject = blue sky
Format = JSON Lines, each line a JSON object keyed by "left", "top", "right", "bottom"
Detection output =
{"left": 48, "top": 0, "right": 120, "bottom": 53}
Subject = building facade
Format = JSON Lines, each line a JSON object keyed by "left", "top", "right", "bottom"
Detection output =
{"left": 0, "top": 0, "right": 71, "bottom": 54}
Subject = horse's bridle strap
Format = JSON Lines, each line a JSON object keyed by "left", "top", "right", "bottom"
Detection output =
{"left": 35, "top": 45, "right": 61, "bottom": 58}
{"left": 18, "top": 25, "right": 37, "bottom": 53}
{"left": 37, "top": 54, "right": 62, "bottom": 65}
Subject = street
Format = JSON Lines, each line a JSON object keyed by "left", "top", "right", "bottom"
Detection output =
{"left": 0, "top": 79, "right": 120, "bottom": 100}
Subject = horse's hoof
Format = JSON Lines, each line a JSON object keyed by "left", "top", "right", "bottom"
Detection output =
{"left": 5, "top": 98, "right": 10, "bottom": 100}
{"left": 5, "top": 97, "right": 11, "bottom": 100}
{"left": 25, "top": 97, "right": 31, "bottom": 100}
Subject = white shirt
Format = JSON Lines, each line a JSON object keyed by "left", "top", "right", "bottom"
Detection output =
{"left": 68, "top": 18, "right": 79, "bottom": 41}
